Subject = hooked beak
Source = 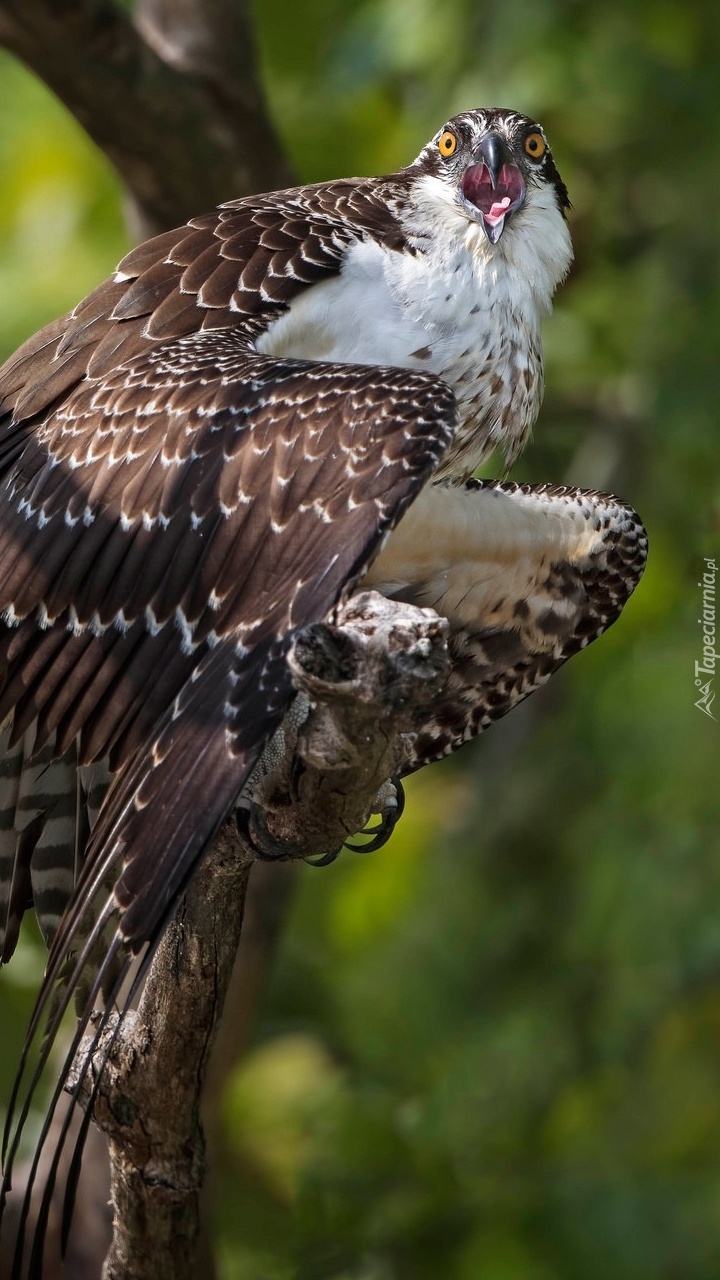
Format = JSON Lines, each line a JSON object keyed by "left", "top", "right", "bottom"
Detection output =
{"left": 461, "top": 131, "right": 526, "bottom": 244}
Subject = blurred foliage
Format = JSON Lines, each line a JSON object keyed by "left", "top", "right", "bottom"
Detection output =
{"left": 0, "top": 0, "right": 719, "bottom": 1276}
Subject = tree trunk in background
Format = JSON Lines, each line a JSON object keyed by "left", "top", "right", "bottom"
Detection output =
{"left": 0, "top": 0, "right": 293, "bottom": 237}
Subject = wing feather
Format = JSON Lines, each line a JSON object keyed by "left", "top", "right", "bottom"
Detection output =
{"left": 365, "top": 478, "right": 648, "bottom": 769}
{"left": 0, "top": 169, "right": 432, "bottom": 1272}
{"left": 0, "top": 326, "right": 456, "bottom": 1272}
{"left": 0, "top": 175, "right": 409, "bottom": 453}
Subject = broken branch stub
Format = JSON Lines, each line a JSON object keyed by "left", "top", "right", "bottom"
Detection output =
{"left": 244, "top": 591, "right": 450, "bottom": 861}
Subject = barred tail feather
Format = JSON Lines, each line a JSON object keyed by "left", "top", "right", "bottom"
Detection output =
{"left": 0, "top": 724, "right": 84, "bottom": 961}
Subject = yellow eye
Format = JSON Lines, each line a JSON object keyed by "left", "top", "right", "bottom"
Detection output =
{"left": 438, "top": 130, "right": 458, "bottom": 158}
{"left": 524, "top": 131, "right": 546, "bottom": 159}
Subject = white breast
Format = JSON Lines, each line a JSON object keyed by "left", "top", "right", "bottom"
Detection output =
{"left": 255, "top": 235, "right": 485, "bottom": 371}
{"left": 255, "top": 175, "right": 572, "bottom": 474}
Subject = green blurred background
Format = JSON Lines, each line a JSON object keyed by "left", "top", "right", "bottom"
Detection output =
{"left": 0, "top": 1, "right": 718, "bottom": 1276}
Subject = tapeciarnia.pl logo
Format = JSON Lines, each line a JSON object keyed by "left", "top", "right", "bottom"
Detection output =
{"left": 695, "top": 557, "right": 717, "bottom": 720}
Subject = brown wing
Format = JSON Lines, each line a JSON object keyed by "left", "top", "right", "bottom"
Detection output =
{"left": 0, "top": 174, "right": 409, "bottom": 443}
{"left": 0, "top": 168, "right": 438, "bottom": 1273}
{"left": 365, "top": 478, "right": 648, "bottom": 771}
{"left": 0, "top": 335, "right": 456, "bottom": 950}
{"left": 0, "top": 165, "right": 432, "bottom": 962}
{"left": 0, "top": 332, "right": 456, "bottom": 1270}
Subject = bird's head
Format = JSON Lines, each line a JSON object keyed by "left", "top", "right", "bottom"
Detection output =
{"left": 410, "top": 107, "right": 570, "bottom": 247}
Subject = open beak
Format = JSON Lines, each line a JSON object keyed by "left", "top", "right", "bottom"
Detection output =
{"left": 461, "top": 132, "right": 525, "bottom": 244}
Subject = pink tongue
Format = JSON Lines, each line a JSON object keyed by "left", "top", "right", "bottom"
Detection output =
{"left": 485, "top": 196, "right": 511, "bottom": 226}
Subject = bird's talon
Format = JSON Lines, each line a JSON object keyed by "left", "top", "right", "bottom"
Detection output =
{"left": 344, "top": 777, "right": 406, "bottom": 854}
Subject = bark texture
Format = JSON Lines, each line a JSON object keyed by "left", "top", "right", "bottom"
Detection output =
{"left": 73, "top": 827, "right": 255, "bottom": 1280}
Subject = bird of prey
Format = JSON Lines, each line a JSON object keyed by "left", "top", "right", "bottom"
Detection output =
{"left": 0, "top": 107, "right": 646, "bottom": 1268}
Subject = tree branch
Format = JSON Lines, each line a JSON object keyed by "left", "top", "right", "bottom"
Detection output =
{"left": 0, "top": 0, "right": 292, "bottom": 235}
{"left": 71, "top": 594, "right": 449, "bottom": 1280}
{"left": 70, "top": 825, "right": 253, "bottom": 1280}
{"left": 245, "top": 592, "right": 450, "bottom": 860}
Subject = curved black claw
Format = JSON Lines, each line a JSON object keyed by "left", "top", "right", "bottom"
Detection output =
{"left": 237, "top": 804, "right": 344, "bottom": 867}
{"left": 237, "top": 804, "right": 303, "bottom": 861}
{"left": 345, "top": 777, "right": 406, "bottom": 854}
{"left": 305, "top": 847, "right": 344, "bottom": 867}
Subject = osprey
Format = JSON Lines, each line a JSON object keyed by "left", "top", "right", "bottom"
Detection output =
{"left": 0, "top": 107, "right": 646, "bottom": 1266}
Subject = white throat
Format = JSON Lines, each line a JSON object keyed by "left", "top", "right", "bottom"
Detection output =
{"left": 402, "top": 171, "right": 573, "bottom": 319}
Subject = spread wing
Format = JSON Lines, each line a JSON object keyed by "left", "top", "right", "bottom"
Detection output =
{"left": 0, "top": 171, "right": 415, "bottom": 961}
{"left": 0, "top": 346, "right": 455, "bottom": 1275}
{"left": 0, "top": 173, "right": 407, "bottom": 444}
{"left": 366, "top": 478, "right": 648, "bottom": 771}
{"left": 0, "top": 180, "right": 455, "bottom": 1270}
{"left": 0, "top": 341, "right": 456, "bottom": 954}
